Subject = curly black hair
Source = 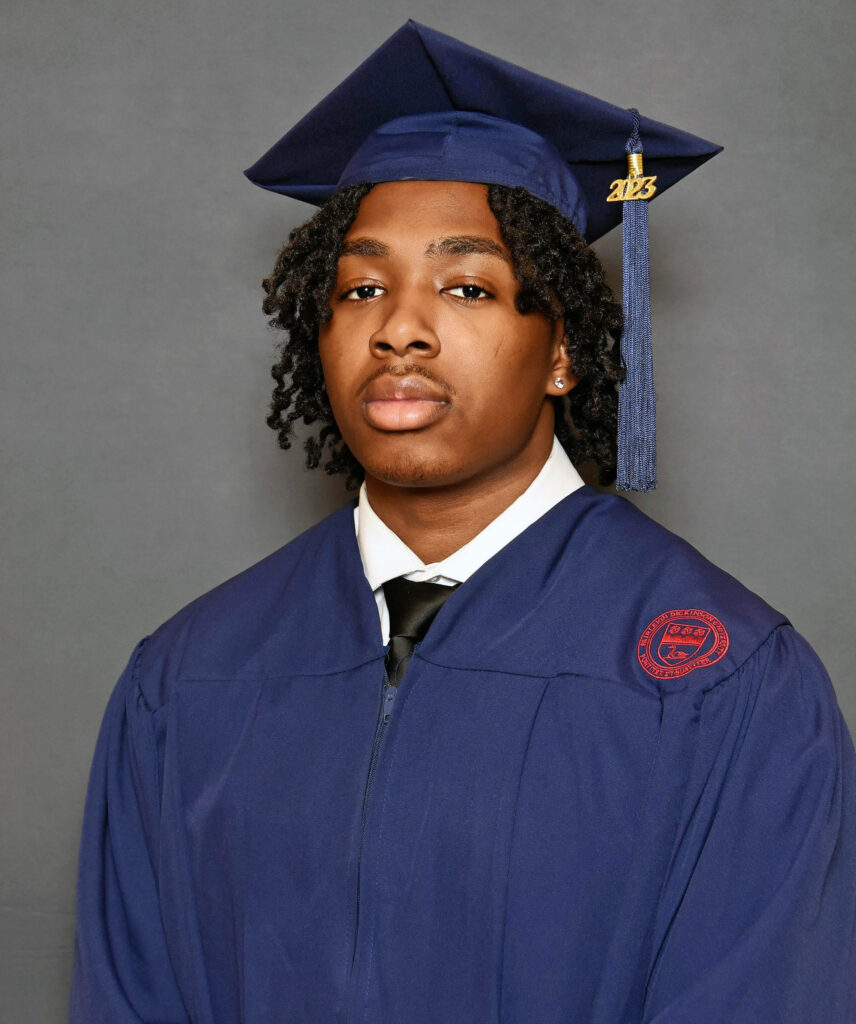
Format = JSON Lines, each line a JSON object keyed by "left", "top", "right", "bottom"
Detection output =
{"left": 261, "top": 182, "right": 624, "bottom": 490}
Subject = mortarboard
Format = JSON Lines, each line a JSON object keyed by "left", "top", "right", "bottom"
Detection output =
{"left": 244, "top": 20, "right": 723, "bottom": 492}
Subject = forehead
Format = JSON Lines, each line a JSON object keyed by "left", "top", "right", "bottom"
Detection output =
{"left": 343, "top": 180, "right": 503, "bottom": 244}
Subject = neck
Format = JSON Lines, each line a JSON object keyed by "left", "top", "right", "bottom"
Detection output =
{"left": 363, "top": 416, "right": 555, "bottom": 564}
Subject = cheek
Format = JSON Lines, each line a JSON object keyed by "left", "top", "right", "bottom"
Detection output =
{"left": 318, "top": 326, "right": 354, "bottom": 397}
{"left": 317, "top": 340, "right": 354, "bottom": 432}
{"left": 448, "top": 317, "right": 552, "bottom": 403}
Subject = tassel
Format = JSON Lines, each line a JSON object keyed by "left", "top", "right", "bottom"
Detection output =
{"left": 615, "top": 109, "right": 657, "bottom": 492}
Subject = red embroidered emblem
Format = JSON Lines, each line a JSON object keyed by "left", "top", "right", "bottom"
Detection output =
{"left": 637, "top": 609, "right": 729, "bottom": 679}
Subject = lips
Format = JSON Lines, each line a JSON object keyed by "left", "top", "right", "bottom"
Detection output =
{"left": 360, "top": 374, "right": 451, "bottom": 431}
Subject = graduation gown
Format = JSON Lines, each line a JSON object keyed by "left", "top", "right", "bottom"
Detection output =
{"left": 69, "top": 485, "right": 856, "bottom": 1023}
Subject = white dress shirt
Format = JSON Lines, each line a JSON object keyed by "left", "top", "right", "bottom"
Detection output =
{"left": 353, "top": 434, "right": 585, "bottom": 644}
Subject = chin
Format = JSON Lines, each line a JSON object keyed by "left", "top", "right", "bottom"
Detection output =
{"left": 358, "top": 446, "right": 461, "bottom": 488}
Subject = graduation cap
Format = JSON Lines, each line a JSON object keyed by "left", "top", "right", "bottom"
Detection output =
{"left": 244, "top": 20, "right": 723, "bottom": 492}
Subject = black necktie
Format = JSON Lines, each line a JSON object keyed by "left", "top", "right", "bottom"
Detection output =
{"left": 382, "top": 576, "right": 460, "bottom": 686}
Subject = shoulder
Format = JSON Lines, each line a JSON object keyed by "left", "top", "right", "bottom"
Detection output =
{"left": 558, "top": 490, "right": 791, "bottom": 692}
{"left": 564, "top": 495, "right": 852, "bottom": 756}
{"left": 132, "top": 501, "right": 357, "bottom": 708}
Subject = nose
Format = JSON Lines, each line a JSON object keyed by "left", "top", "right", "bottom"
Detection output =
{"left": 368, "top": 290, "right": 440, "bottom": 359}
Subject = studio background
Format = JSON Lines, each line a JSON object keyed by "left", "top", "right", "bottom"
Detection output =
{"left": 3, "top": 0, "right": 854, "bottom": 1019}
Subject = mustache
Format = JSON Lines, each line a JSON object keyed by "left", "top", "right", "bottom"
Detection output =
{"left": 356, "top": 363, "right": 457, "bottom": 398}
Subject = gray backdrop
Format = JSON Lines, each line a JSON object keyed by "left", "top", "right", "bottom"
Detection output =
{"left": 3, "top": 0, "right": 854, "bottom": 1019}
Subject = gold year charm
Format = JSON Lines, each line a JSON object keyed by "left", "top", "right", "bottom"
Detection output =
{"left": 606, "top": 153, "right": 658, "bottom": 202}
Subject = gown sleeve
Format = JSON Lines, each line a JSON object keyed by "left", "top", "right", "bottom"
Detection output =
{"left": 641, "top": 625, "right": 856, "bottom": 1023}
{"left": 69, "top": 638, "right": 191, "bottom": 1024}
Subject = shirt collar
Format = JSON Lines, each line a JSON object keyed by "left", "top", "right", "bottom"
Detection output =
{"left": 354, "top": 435, "right": 585, "bottom": 592}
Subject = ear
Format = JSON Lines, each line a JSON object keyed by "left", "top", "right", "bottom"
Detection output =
{"left": 546, "top": 319, "right": 579, "bottom": 397}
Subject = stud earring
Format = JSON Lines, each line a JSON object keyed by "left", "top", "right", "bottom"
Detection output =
{"left": 554, "top": 377, "right": 566, "bottom": 389}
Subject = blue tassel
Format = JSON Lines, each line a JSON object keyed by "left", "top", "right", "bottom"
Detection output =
{"left": 616, "top": 110, "right": 657, "bottom": 492}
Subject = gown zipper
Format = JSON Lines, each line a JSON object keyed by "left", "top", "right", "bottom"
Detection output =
{"left": 352, "top": 667, "right": 399, "bottom": 967}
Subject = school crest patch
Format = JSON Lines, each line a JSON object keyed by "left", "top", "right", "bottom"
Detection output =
{"left": 637, "top": 608, "right": 729, "bottom": 679}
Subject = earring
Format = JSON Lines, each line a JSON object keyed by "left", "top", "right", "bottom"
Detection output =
{"left": 554, "top": 377, "right": 566, "bottom": 389}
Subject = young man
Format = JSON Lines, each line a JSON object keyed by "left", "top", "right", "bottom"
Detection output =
{"left": 70, "top": 21, "right": 856, "bottom": 1024}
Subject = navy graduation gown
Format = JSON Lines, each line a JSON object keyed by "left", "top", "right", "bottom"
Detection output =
{"left": 70, "top": 486, "right": 856, "bottom": 1023}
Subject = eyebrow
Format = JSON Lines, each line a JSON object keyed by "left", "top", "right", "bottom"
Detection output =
{"left": 339, "top": 235, "right": 510, "bottom": 263}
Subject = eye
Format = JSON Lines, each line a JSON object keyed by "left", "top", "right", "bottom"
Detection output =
{"left": 445, "top": 283, "right": 493, "bottom": 302}
{"left": 341, "top": 283, "right": 385, "bottom": 301}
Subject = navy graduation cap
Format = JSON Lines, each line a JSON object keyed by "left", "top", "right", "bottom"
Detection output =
{"left": 244, "top": 20, "right": 723, "bottom": 492}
